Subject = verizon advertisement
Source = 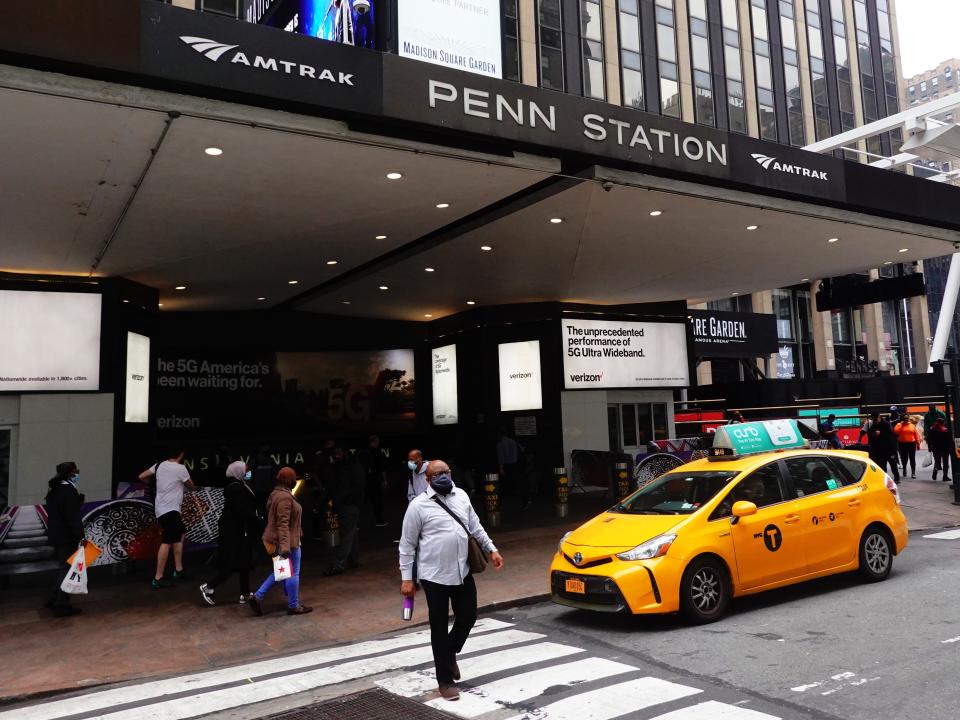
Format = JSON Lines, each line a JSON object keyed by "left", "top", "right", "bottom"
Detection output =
{"left": 498, "top": 340, "right": 543, "bottom": 412}
{"left": 398, "top": 0, "right": 503, "bottom": 79}
{"left": 125, "top": 332, "right": 151, "bottom": 423}
{"left": 562, "top": 319, "right": 690, "bottom": 389}
{"left": 431, "top": 343, "right": 458, "bottom": 425}
{"left": 0, "top": 290, "right": 101, "bottom": 392}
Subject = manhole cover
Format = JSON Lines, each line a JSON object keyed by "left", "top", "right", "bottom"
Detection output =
{"left": 263, "top": 689, "right": 456, "bottom": 720}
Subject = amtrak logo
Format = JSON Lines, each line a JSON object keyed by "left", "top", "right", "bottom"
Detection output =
{"left": 177, "top": 36, "right": 356, "bottom": 86}
{"left": 572, "top": 552, "right": 583, "bottom": 565}
{"left": 751, "top": 153, "right": 829, "bottom": 181}
{"left": 180, "top": 36, "right": 239, "bottom": 62}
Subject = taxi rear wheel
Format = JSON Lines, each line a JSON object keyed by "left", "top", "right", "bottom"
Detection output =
{"left": 680, "top": 556, "right": 730, "bottom": 624}
{"left": 858, "top": 526, "right": 893, "bottom": 582}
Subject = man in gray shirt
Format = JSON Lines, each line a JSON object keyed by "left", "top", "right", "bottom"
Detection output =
{"left": 399, "top": 460, "right": 503, "bottom": 701}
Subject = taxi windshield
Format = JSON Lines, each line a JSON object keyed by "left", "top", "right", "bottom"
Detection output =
{"left": 611, "top": 471, "right": 739, "bottom": 515}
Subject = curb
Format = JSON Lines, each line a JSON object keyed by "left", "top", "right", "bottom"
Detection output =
{"left": 393, "top": 592, "right": 552, "bottom": 632}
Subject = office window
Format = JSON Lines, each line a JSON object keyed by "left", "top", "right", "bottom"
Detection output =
{"left": 503, "top": 0, "right": 521, "bottom": 82}
{"left": 750, "top": 0, "right": 776, "bottom": 140}
{"left": 720, "top": 0, "right": 746, "bottom": 134}
{"left": 780, "top": 1, "right": 804, "bottom": 146}
{"left": 806, "top": 3, "right": 831, "bottom": 140}
{"left": 656, "top": 0, "right": 681, "bottom": 117}
{"left": 829, "top": 0, "right": 855, "bottom": 138}
{"left": 580, "top": 0, "right": 605, "bottom": 99}
{"left": 688, "top": 0, "right": 714, "bottom": 126}
{"left": 619, "top": 0, "right": 645, "bottom": 108}
{"left": 538, "top": 0, "right": 565, "bottom": 90}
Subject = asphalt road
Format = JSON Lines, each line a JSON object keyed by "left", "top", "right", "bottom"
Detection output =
{"left": 511, "top": 530, "right": 960, "bottom": 720}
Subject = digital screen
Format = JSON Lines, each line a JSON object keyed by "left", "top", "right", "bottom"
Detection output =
{"left": 498, "top": 340, "right": 542, "bottom": 412}
{"left": 431, "top": 344, "right": 458, "bottom": 425}
{"left": 0, "top": 290, "right": 101, "bottom": 392}
{"left": 125, "top": 332, "right": 150, "bottom": 423}
{"left": 562, "top": 319, "right": 689, "bottom": 389}
{"left": 262, "top": 0, "right": 380, "bottom": 50}
{"left": 399, "top": 0, "right": 503, "bottom": 78}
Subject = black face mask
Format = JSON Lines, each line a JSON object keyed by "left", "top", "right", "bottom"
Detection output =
{"left": 431, "top": 473, "right": 454, "bottom": 495}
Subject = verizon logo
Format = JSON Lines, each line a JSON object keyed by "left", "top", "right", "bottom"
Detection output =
{"left": 751, "top": 153, "right": 829, "bottom": 181}
{"left": 179, "top": 36, "right": 355, "bottom": 85}
{"left": 509, "top": 372, "right": 533, "bottom": 379}
{"left": 569, "top": 372, "right": 604, "bottom": 382}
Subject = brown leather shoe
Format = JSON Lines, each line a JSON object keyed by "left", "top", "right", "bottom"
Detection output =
{"left": 287, "top": 605, "right": 313, "bottom": 615}
{"left": 437, "top": 684, "right": 460, "bottom": 701}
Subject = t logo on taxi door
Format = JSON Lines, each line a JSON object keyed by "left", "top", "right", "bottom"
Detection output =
{"left": 763, "top": 524, "right": 782, "bottom": 552}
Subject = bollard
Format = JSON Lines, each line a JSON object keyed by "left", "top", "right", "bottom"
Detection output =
{"left": 484, "top": 473, "right": 501, "bottom": 527}
{"left": 615, "top": 462, "right": 631, "bottom": 499}
{"left": 555, "top": 467, "right": 569, "bottom": 518}
{"left": 324, "top": 499, "right": 340, "bottom": 548}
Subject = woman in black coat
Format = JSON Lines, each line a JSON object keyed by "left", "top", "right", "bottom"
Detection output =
{"left": 45, "top": 461, "right": 86, "bottom": 616}
{"left": 200, "top": 460, "right": 262, "bottom": 606}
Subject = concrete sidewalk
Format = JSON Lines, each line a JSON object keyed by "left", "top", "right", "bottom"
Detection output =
{"left": 1, "top": 473, "right": 958, "bottom": 703}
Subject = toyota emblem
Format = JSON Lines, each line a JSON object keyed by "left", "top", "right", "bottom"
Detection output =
{"left": 572, "top": 552, "right": 583, "bottom": 565}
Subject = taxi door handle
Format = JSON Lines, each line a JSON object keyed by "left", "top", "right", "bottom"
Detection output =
{"left": 848, "top": 499, "right": 862, "bottom": 508}
{"left": 784, "top": 514, "right": 801, "bottom": 524}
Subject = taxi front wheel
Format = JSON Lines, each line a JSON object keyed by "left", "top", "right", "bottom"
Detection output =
{"left": 858, "top": 526, "right": 893, "bottom": 582}
{"left": 680, "top": 556, "right": 730, "bottom": 624}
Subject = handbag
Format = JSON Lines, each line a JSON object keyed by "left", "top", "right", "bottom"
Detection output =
{"left": 432, "top": 497, "right": 488, "bottom": 575}
{"left": 272, "top": 554, "right": 293, "bottom": 581}
{"left": 60, "top": 543, "right": 89, "bottom": 595}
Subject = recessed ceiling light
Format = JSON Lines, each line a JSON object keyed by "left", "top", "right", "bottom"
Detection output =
{"left": 122, "top": 299, "right": 129, "bottom": 303}
{"left": 342, "top": 301, "right": 351, "bottom": 305}
{"left": 883, "top": 261, "right": 893, "bottom": 265}
{"left": 174, "top": 285, "right": 186, "bottom": 291}
{"left": 424, "top": 314, "right": 433, "bottom": 318}
{"left": 158, "top": 303, "right": 164, "bottom": 308}
{"left": 326, "top": 260, "right": 338, "bottom": 266}
{"left": 746, "top": 225, "right": 759, "bottom": 231}
{"left": 375, "top": 235, "right": 387, "bottom": 240}
{"left": 436, "top": 203, "right": 450, "bottom": 209}
{"left": 424, "top": 267, "right": 435, "bottom": 272}
{"left": 288, "top": 280, "right": 299, "bottom": 285}
{"left": 649, "top": 210, "right": 663, "bottom": 217}
{"left": 467, "top": 301, "right": 476, "bottom": 305}
{"left": 731, "top": 292, "right": 740, "bottom": 296}
{"left": 549, "top": 217, "right": 563, "bottom": 224}
{"left": 801, "top": 278, "right": 809, "bottom": 282}
{"left": 204, "top": 147, "right": 223, "bottom": 156}
{"left": 899, "top": 248, "right": 909, "bottom": 253}
{"left": 828, "top": 237, "right": 839, "bottom": 243}
{"left": 379, "top": 285, "right": 389, "bottom": 290}
{"left": 257, "top": 297, "right": 266, "bottom": 301}
{"left": 480, "top": 245, "right": 492, "bottom": 251}
{"left": 386, "top": 172, "right": 403, "bottom": 180}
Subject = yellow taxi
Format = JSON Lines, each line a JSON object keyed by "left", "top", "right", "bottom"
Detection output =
{"left": 551, "top": 419, "right": 908, "bottom": 623}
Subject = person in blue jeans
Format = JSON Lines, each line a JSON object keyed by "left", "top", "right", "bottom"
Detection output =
{"left": 248, "top": 467, "right": 312, "bottom": 616}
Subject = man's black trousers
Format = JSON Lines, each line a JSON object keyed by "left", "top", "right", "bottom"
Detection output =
{"left": 421, "top": 575, "right": 477, "bottom": 685}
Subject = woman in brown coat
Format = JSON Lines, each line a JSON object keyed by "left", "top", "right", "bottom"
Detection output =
{"left": 248, "top": 467, "right": 312, "bottom": 616}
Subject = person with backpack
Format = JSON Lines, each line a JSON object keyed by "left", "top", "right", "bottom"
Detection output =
{"left": 926, "top": 417, "right": 954, "bottom": 483}
{"left": 894, "top": 415, "right": 921, "bottom": 479}
{"left": 200, "top": 460, "right": 262, "bottom": 606}
{"left": 44, "top": 461, "right": 87, "bottom": 617}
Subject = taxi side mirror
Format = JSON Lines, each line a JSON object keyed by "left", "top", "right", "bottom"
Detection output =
{"left": 730, "top": 501, "right": 758, "bottom": 525}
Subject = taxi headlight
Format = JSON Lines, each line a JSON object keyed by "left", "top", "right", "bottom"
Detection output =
{"left": 557, "top": 531, "right": 572, "bottom": 554}
{"left": 616, "top": 533, "right": 677, "bottom": 561}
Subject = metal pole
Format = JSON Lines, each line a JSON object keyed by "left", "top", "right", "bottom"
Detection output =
{"left": 929, "top": 253, "right": 960, "bottom": 368}
{"left": 554, "top": 467, "right": 569, "bottom": 518}
{"left": 484, "top": 473, "right": 501, "bottom": 527}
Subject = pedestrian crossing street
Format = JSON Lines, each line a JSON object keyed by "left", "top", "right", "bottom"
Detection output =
{"left": 2, "top": 619, "right": 785, "bottom": 720}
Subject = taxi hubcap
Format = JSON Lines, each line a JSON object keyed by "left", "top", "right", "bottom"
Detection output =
{"left": 865, "top": 534, "right": 890, "bottom": 574}
{"left": 691, "top": 568, "right": 722, "bottom": 612}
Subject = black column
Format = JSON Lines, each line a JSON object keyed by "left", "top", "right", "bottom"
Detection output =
{"left": 706, "top": 0, "right": 728, "bottom": 129}
{"left": 819, "top": 0, "right": 843, "bottom": 136}
{"left": 639, "top": 0, "right": 661, "bottom": 113}
{"left": 765, "top": 0, "right": 789, "bottom": 144}
{"left": 562, "top": 0, "right": 583, "bottom": 96}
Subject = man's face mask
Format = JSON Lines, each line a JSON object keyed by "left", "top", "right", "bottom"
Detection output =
{"left": 431, "top": 472, "right": 454, "bottom": 495}
{"left": 407, "top": 460, "right": 419, "bottom": 471}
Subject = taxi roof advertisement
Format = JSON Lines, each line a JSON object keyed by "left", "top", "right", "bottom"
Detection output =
{"left": 562, "top": 319, "right": 690, "bottom": 390}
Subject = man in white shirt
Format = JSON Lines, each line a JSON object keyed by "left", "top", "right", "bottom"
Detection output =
{"left": 139, "top": 449, "right": 194, "bottom": 589}
{"left": 399, "top": 460, "right": 503, "bottom": 701}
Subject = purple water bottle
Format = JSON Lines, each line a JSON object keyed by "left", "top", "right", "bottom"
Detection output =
{"left": 402, "top": 594, "right": 414, "bottom": 621}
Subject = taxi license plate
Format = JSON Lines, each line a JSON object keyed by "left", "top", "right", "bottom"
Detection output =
{"left": 565, "top": 578, "right": 586, "bottom": 594}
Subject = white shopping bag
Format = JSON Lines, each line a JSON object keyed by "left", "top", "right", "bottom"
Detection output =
{"left": 273, "top": 555, "right": 292, "bottom": 582}
{"left": 60, "top": 547, "right": 88, "bottom": 595}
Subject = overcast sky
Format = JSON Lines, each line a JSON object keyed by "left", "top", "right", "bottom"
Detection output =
{"left": 896, "top": 0, "right": 960, "bottom": 77}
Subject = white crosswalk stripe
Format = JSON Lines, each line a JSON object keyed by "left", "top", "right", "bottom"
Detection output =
{"left": 376, "top": 641, "right": 585, "bottom": 698}
{"left": 648, "top": 700, "right": 782, "bottom": 719}
{"left": 7, "top": 619, "right": 785, "bottom": 720}
{"left": 922, "top": 528, "right": 960, "bottom": 539}
{"left": 501, "top": 676, "right": 702, "bottom": 720}
{"left": 425, "top": 657, "right": 638, "bottom": 718}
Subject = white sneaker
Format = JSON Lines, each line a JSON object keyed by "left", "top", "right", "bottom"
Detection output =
{"left": 199, "top": 583, "right": 216, "bottom": 606}
{"left": 239, "top": 594, "right": 251, "bottom": 604}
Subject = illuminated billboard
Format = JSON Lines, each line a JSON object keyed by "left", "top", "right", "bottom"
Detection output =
{"left": 261, "top": 0, "right": 380, "bottom": 50}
